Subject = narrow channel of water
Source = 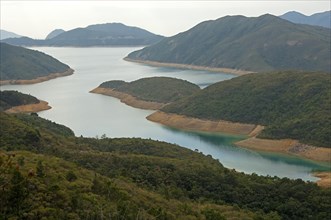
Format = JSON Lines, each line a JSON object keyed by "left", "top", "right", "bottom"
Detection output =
{"left": 1, "top": 47, "right": 329, "bottom": 181}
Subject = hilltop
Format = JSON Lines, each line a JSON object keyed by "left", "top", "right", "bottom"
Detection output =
{"left": 91, "top": 77, "right": 200, "bottom": 110}
{"left": 280, "top": 11, "right": 331, "bottom": 28}
{"left": 2, "top": 23, "right": 163, "bottom": 47}
{"left": 1, "top": 112, "right": 331, "bottom": 219}
{"left": 0, "top": 43, "right": 73, "bottom": 84}
{"left": 45, "top": 29, "right": 65, "bottom": 39}
{"left": 126, "top": 14, "right": 331, "bottom": 73}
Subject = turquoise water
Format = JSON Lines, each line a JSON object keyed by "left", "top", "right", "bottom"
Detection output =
{"left": 1, "top": 47, "right": 329, "bottom": 181}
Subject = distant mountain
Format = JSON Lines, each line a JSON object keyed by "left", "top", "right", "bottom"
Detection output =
{"left": 2, "top": 23, "right": 163, "bottom": 47}
{"left": 126, "top": 14, "right": 331, "bottom": 73}
{"left": 45, "top": 29, "right": 65, "bottom": 39}
{"left": 0, "top": 43, "right": 71, "bottom": 82}
{"left": 280, "top": 11, "right": 331, "bottom": 28}
{"left": 161, "top": 71, "right": 331, "bottom": 147}
{"left": 0, "top": 29, "right": 22, "bottom": 40}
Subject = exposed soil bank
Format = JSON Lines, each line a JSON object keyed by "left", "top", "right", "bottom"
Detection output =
{"left": 5, "top": 100, "right": 51, "bottom": 113}
{"left": 90, "top": 87, "right": 166, "bottom": 110}
{"left": 235, "top": 137, "right": 331, "bottom": 163}
{"left": 313, "top": 172, "right": 331, "bottom": 188}
{"left": 0, "top": 68, "right": 74, "bottom": 85}
{"left": 124, "top": 58, "right": 254, "bottom": 75}
{"left": 146, "top": 111, "right": 258, "bottom": 135}
{"left": 147, "top": 111, "right": 331, "bottom": 164}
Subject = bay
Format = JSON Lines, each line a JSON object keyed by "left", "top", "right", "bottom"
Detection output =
{"left": 1, "top": 47, "right": 329, "bottom": 181}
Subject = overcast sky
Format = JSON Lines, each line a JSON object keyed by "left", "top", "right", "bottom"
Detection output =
{"left": 1, "top": 0, "right": 330, "bottom": 39}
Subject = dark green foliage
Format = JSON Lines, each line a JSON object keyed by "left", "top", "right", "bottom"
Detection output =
{"left": 0, "top": 112, "right": 330, "bottom": 219}
{"left": 36, "top": 160, "right": 44, "bottom": 177}
{"left": 99, "top": 80, "right": 128, "bottom": 89}
{"left": 99, "top": 77, "right": 200, "bottom": 103}
{"left": 0, "top": 90, "right": 39, "bottom": 111}
{"left": 163, "top": 71, "right": 331, "bottom": 147}
{"left": 127, "top": 14, "right": 331, "bottom": 72}
{"left": 65, "top": 171, "right": 77, "bottom": 182}
{"left": 0, "top": 43, "right": 70, "bottom": 80}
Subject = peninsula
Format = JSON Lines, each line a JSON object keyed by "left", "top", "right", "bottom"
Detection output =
{"left": 90, "top": 77, "right": 200, "bottom": 110}
{"left": 0, "top": 90, "right": 51, "bottom": 113}
{"left": 0, "top": 43, "right": 73, "bottom": 85}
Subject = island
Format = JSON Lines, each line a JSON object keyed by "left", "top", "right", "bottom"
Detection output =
{"left": 90, "top": 77, "right": 200, "bottom": 110}
{"left": 0, "top": 43, "right": 74, "bottom": 85}
{"left": 125, "top": 14, "right": 330, "bottom": 73}
{"left": 0, "top": 90, "right": 51, "bottom": 113}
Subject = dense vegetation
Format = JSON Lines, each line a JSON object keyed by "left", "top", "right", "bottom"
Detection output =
{"left": 0, "top": 43, "right": 70, "bottom": 80}
{"left": 0, "top": 90, "right": 39, "bottom": 111}
{"left": 280, "top": 11, "right": 331, "bottom": 28}
{"left": 127, "top": 14, "right": 330, "bottom": 72}
{"left": 1, "top": 112, "right": 331, "bottom": 219}
{"left": 162, "top": 71, "right": 331, "bottom": 147}
{"left": 2, "top": 23, "right": 163, "bottom": 47}
{"left": 99, "top": 77, "right": 200, "bottom": 103}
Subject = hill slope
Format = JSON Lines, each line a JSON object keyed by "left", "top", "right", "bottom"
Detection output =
{"left": 162, "top": 71, "right": 331, "bottom": 147}
{"left": 0, "top": 90, "right": 39, "bottom": 111}
{"left": 0, "top": 29, "right": 22, "bottom": 40}
{"left": 127, "top": 14, "right": 331, "bottom": 73}
{"left": 99, "top": 77, "right": 200, "bottom": 103}
{"left": 0, "top": 43, "right": 72, "bottom": 82}
{"left": 2, "top": 23, "right": 163, "bottom": 47}
{"left": 280, "top": 11, "right": 331, "bottom": 28}
{"left": 1, "top": 112, "right": 331, "bottom": 219}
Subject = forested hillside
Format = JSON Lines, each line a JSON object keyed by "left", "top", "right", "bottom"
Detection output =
{"left": 1, "top": 112, "right": 330, "bottom": 219}
{"left": 162, "top": 71, "right": 331, "bottom": 147}
{"left": 0, "top": 43, "right": 70, "bottom": 81}
{"left": 127, "top": 14, "right": 330, "bottom": 72}
{"left": 99, "top": 77, "right": 200, "bottom": 103}
{"left": 0, "top": 90, "right": 40, "bottom": 111}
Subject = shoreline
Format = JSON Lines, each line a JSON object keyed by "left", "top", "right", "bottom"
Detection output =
{"left": 0, "top": 68, "right": 74, "bottom": 85}
{"left": 147, "top": 111, "right": 331, "bottom": 164}
{"left": 124, "top": 57, "right": 254, "bottom": 75}
{"left": 5, "top": 100, "right": 51, "bottom": 113}
{"left": 90, "top": 87, "right": 166, "bottom": 110}
{"left": 313, "top": 172, "right": 331, "bottom": 188}
{"left": 147, "top": 111, "right": 258, "bottom": 136}
{"left": 235, "top": 137, "right": 331, "bottom": 163}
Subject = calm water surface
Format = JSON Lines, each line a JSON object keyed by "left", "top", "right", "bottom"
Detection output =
{"left": 2, "top": 47, "right": 330, "bottom": 181}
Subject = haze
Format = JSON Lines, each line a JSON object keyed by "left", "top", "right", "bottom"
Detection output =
{"left": 1, "top": 0, "right": 330, "bottom": 39}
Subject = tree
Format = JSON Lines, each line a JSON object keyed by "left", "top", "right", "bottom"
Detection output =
{"left": 36, "top": 160, "right": 44, "bottom": 177}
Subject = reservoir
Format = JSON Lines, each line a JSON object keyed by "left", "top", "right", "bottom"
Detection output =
{"left": 1, "top": 47, "right": 329, "bottom": 181}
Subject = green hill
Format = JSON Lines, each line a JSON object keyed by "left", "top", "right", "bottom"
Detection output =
{"left": 127, "top": 14, "right": 331, "bottom": 73}
{"left": 2, "top": 23, "right": 163, "bottom": 47}
{"left": 1, "top": 112, "right": 331, "bottom": 219}
{"left": 0, "top": 90, "right": 39, "bottom": 111}
{"left": 99, "top": 77, "right": 200, "bottom": 103}
{"left": 0, "top": 43, "right": 70, "bottom": 81}
{"left": 162, "top": 71, "right": 331, "bottom": 147}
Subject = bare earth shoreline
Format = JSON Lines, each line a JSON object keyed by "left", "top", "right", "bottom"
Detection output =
{"left": 90, "top": 87, "right": 166, "bottom": 110}
{"left": 0, "top": 68, "right": 74, "bottom": 85}
{"left": 124, "top": 58, "right": 254, "bottom": 75}
{"left": 147, "top": 111, "right": 331, "bottom": 187}
{"left": 5, "top": 100, "right": 51, "bottom": 113}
